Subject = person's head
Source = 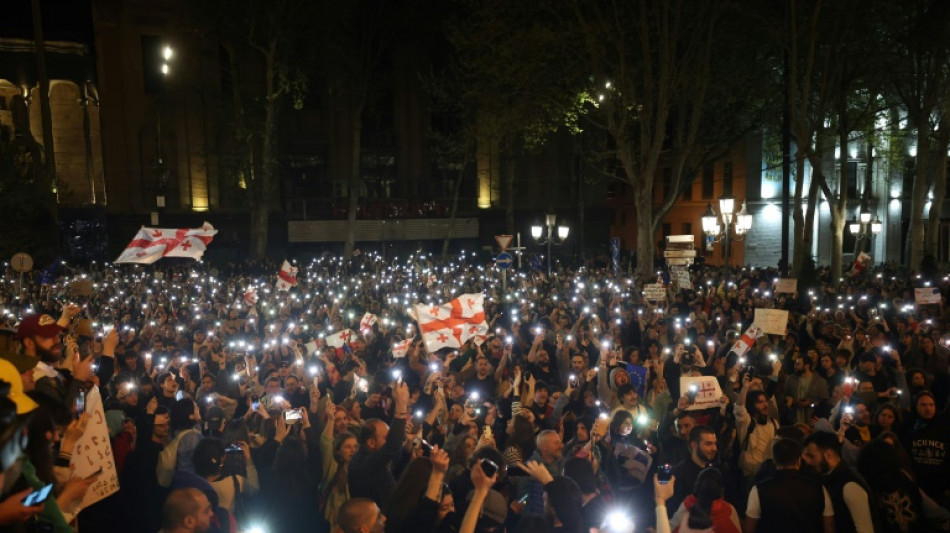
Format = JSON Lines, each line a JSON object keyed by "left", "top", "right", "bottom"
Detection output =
{"left": 533, "top": 381, "right": 549, "bottom": 406}
{"left": 334, "top": 431, "right": 358, "bottom": 464}
{"left": 915, "top": 391, "right": 937, "bottom": 420}
{"left": 909, "top": 370, "right": 927, "bottom": 389}
{"left": 617, "top": 383, "right": 638, "bottom": 409}
{"left": 153, "top": 406, "right": 171, "bottom": 441}
{"left": 573, "top": 418, "right": 590, "bottom": 443}
{"left": 874, "top": 403, "right": 901, "bottom": 431}
{"left": 192, "top": 438, "right": 225, "bottom": 478}
{"left": 284, "top": 375, "right": 300, "bottom": 393}
{"left": 689, "top": 426, "right": 717, "bottom": 465}
{"left": 161, "top": 488, "right": 214, "bottom": 533}
{"left": 674, "top": 411, "right": 696, "bottom": 441}
{"left": 609, "top": 411, "right": 634, "bottom": 437}
{"left": 772, "top": 438, "right": 802, "bottom": 470}
{"left": 536, "top": 429, "right": 563, "bottom": 463}
{"left": 171, "top": 398, "right": 200, "bottom": 432}
{"left": 746, "top": 390, "right": 770, "bottom": 418}
{"left": 337, "top": 497, "right": 386, "bottom": 533}
{"left": 16, "top": 314, "right": 63, "bottom": 363}
{"left": 264, "top": 376, "right": 282, "bottom": 396}
{"left": 570, "top": 354, "right": 586, "bottom": 374}
{"left": 475, "top": 357, "right": 490, "bottom": 378}
{"left": 802, "top": 431, "right": 842, "bottom": 474}
{"left": 333, "top": 406, "right": 350, "bottom": 433}
{"left": 688, "top": 467, "right": 724, "bottom": 531}
{"left": 159, "top": 372, "right": 179, "bottom": 397}
{"left": 453, "top": 436, "right": 477, "bottom": 465}
{"left": 358, "top": 419, "right": 390, "bottom": 452}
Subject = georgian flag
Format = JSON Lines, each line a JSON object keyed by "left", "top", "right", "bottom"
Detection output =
{"left": 392, "top": 339, "right": 412, "bottom": 358}
{"left": 413, "top": 293, "right": 488, "bottom": 352}
{"left": 243, "top": 287, "right": 258, "bottom": 307}
{"left": 115, "top": 222, "right": 217, "bottom": 264}
{"left": 847, "top": 251, "right": 872, "bottom": 278}
{"left": 276, "top": 260, "right": 298, "bottom": 291}
{"left": 360, "top": 313, "right": 378, "bottom": 333}
{"left": 325, "top": 329, "right": 357, "bottom": 348}
{"left": 730, "top": 324, "right": 764, "bottom": 357}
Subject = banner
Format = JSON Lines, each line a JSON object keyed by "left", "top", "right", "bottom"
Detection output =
{"left": 915, "top": 288, "right": 942, "bottom": 305}
{"left": 754, "top": 308, "right": 789, "bottom": 336}
{"left": 847, "top": 251, "right": 872, "bottom": 278}
{"left": 70, "top": 387, "right": 119, "bottom": 509}
{"left": 679, "top": 375, "right": 724, "bottom": 411}
{"left": 276, "top": 260, "right": 298, "bottom": 291}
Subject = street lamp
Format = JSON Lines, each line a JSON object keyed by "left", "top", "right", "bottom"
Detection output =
{"left": 156, "top": 45, "right": 173, "bottom": 219}
{"left": 531, "top": 213, "right": 569, "bottom": 275}
{"left": 702, "top": 196, "right": 752, "bottom": 256}
{"left": 849, "top": 209, "right": 882, "bottom": 244}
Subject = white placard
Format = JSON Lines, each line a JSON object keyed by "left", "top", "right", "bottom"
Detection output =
{"left": 69, "top": 387, "right": 119, "bottom": 509}
{"left": 643, "top": 283, "right": 666, "bottom": 301}
{"left": 774, "top": 279, "right": 798, "bottom": 294}
{"left": 679, "top": 375, "right": 724, "bottom": 411}
{"left": 670, "top": 267, "right": 692, "bottom": 290}
{"left": 915, "top": 288, "right": 942, "bottom": 305}
{"left": 754, "top": 308, "right": 789, "bottom": 336}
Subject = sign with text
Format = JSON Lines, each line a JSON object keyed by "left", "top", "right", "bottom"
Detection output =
{"left": 670, "top": 267, "right": 692, "bottom": 290}
{"left": 754, "top": 308, "right": 789, "bottom": 336}
{"left": 664, "top": 249, "right": 697, "bottom": 258}
{"left": 643, "top": 283, "right": 666, "bottom": 301}
{"left": 680, "top": 375, "right": 724, "bottom": 411}
{"left": 69, "top": 387, "right": 119, "bottom": 510}
{"left": 915, "top": 288, "right": 942, "bottom": 305}
{"left": 774, "top": 278, "right": 798, "bottom": 294}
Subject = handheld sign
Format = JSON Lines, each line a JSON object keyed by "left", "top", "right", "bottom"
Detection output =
{"left": 915, "top": 288, "right": 941, "bottom": 305}
{"left": 69, "top": 387, "right": 119, "bottom": 510}
{"left": 754, "top": 308, "right": 789, "bottom": 336}
{"left": 643, "top": 283, "right": 666, "bottom": 301}
{"left": 680, "top": 376, "right": 724, "bottom": 411}
{"left": 774, "top": 279, "right": 797, "bottom": 294}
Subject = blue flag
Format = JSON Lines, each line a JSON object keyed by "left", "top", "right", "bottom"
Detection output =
{"left": 626, "top": 363, "right": 649, "bottom": 398}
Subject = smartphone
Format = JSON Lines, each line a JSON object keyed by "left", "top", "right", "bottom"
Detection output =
{"left": 225, "top": 444, "right": 244, "bottom": 454}
{"left": 22, "top": 483, "right": 53, "bottom": 507}
{"left": 748, "top": 366, "right": 758, "bottom": 379}
{"left": 284, "top": 409, "right": 303, "bottom": 422}
{"left": 419, "top": 439, "right": 433, "bottom": 457}
{"left": 657, "top": 464, "right": 673, "bottom": 485}
{"left": 686, "top": 385, "right": 698, "bottom": 405}
{"left": 569, "top": 374, "right": 579, "bottom": 388}
{"left": 480, "top": 458, "right": 499, "bottom": 477}
{"left": 75, "top": 391, "right": 86, "bottom": 415}
{"left": 251, "top": 396, "right": 260, "bottom": 411}
{"left": 506, "top": 464, "right": 530, "bottom": 477}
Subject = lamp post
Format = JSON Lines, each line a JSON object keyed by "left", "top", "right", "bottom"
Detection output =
{"left": 848, "top": 209, "right": 882, "bottom": 253}
{"left": 531, "top": 213, "right": 569, "bottom": 276}
{"left": 701, "top": 197, "right": 752, "bottom": 261}
{"left": 156, "top": 45, "right": 173, "bottom": 219}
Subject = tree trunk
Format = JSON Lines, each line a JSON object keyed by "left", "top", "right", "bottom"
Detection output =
{"left": 791, "top": 152, "right": 807, "bottom": 276}
{"left": 250, "top": 203, "right": 269, "bottom": 258}
{"left": 802, "top": 173, "right": 820, "bottom": 269}
{"left": 634, "top": 187, "right": 655, "bottom": 282}
{"left": 251, "top": 47, "right": 281, "bottom": 259}
{"left": 504, "top": 161, "right": 515, "bottom": 234}
{"left": 441, "top": 166, "right": 466, "bottom": 259}
{"left": 908, "top": 126, "right": 931, "bottom": 269}
{"left": 829, "top": 202, "right": 846, "bottom": 281}
{"left": 926, "top": 130, "right": 949, "bottom": 256}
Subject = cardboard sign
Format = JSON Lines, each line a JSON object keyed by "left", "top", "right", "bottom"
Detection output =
{"left": 670, "top": 267, "right": 692, "bottom": 291}
{"left": 69, "top": 387, "right": 119, "bottom": 509}
{"left": 680, "top": 375, "right": 724, "bottom": 411}
{"left": 915, "top": 288, "right": 942, "bottom": 305}
{"left": 774, "top": 279, "right": 797, "bottom": 294}
{"left": 643, "top": 283, "right": 666, "bottom": 301}
{"left": 754, "top": 308, "right": 789, "bottom": 336}
{"left": 613, "top": 441, "right": 653, "bottom": 482}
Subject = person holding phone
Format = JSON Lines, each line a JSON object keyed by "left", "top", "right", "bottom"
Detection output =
{"left": 348, "top": 382, "right": 410, "bottom": 507}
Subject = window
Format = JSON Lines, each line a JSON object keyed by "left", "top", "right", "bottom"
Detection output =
{"left": 662, "top": 223, "right": 672, "bottom": 239}
{"left": 702, "top": 165, "right": 714, "bottom": 199}
{"left": 722, "top": 162, "right": 733, "bottom": 197}
{"left": 141, "top": 35, "right": 165, "bottom": 96}
{"left": 682, "top": 222, "right": 692, "bottom": 235}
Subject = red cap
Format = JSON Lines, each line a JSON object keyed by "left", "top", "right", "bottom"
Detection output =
{"left": 15, "top": 314, "right": 63, "bottom": 340}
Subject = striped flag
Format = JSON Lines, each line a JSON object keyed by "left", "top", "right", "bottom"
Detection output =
{"left": 115, "top": 222, "right": 216, "bottom": 264}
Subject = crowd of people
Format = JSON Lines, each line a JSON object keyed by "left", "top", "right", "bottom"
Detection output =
{"left": 0, "top": 251, "right": 947, "bottom": 533}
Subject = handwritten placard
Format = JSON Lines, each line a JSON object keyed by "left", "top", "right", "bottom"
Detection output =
{"left": 69, "top": 387, "right": 119, "bottom": 509}
{"left": 679, "top": 375, "right": 724, "bottom": 411}
{"left": 774, "top": 279, "right": 798, "bottom": 294}
{"left": 915, "top": 288, "right": 942, "bottom": 305}
{"left": 643, "top": 283, "right": 666, "bottom": 301}
{"left": 754, "top": 308, "right": 789, "bottom": 336}
{"left": 670, "top": 267, "right": 692, "bottom": 291}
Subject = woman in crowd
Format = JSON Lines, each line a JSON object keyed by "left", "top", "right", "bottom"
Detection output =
{"left": 668, "top": 467, "right": 740, "bottom": 533}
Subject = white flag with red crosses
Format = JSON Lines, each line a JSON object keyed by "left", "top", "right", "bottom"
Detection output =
{"left": 730, "top": 324, "right": 764, "bottom": 357}
{"left": 325, "top": 329, "right": 357, "bottom": 348}
{"left": 414, "top": 293, "right": 488, "bottom": 352}
{"left": 276, "top": 260, "right": 298, "bottom": 291}
{"left": 392, "top": 339, "right": 412, "bottom": 358}
{"left": 115, "top": 222, "right": 216, "bottom": 264}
